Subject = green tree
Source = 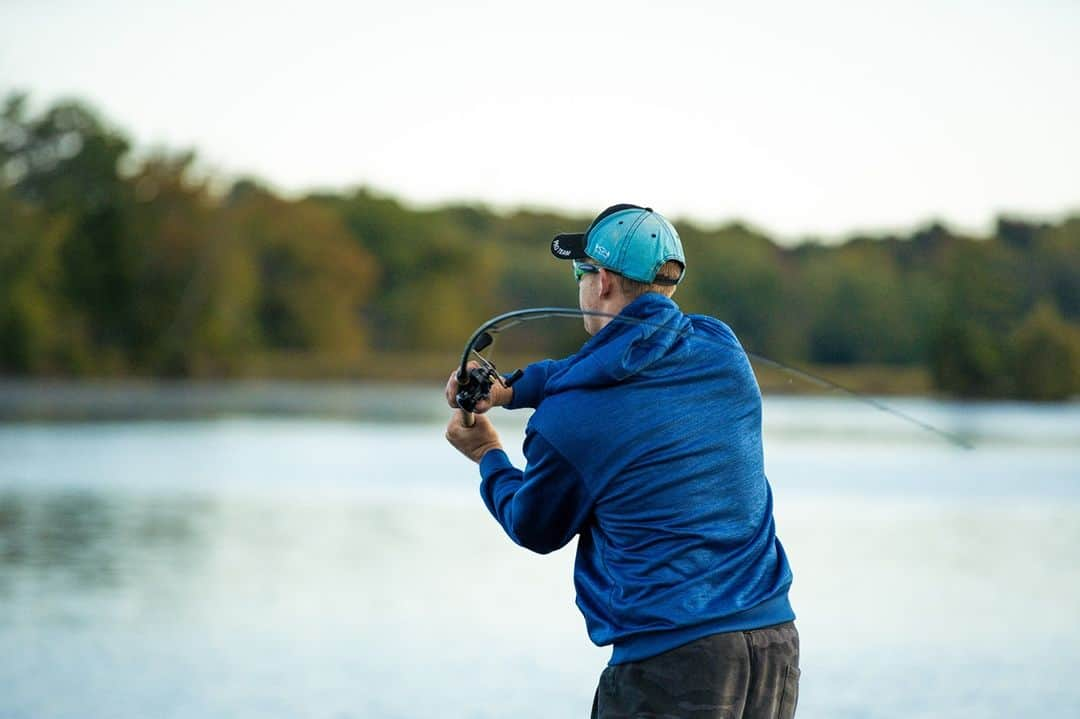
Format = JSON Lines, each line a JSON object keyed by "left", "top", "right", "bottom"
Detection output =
{"left": 800, "top": 243, "right": 924, "bottom": 365}
{"left": 317, "top": 189, "right": 492, "bottom": 352}
{"left": 1008, "top": 302, "right": 1080, "bottom": 401}
{"left": 0, "top": 188, "right": 72, "bottom": 372}
{"left": 2, "top": 94, "right": 138, "bottom": 370}
{"left": 223, "top": 187, "right": 377, "bottom": 356}
{"left": 928, "top": 237, "right": 1025, "bottom": 396}
{"left": 1037, "top": 218, "right": 1080, "bottom": 321}
{"left": 677, "top": 223, "right": 794, "bottom": 357}
{"left": 122, "top": 151, "right": 227, "bottom": 374}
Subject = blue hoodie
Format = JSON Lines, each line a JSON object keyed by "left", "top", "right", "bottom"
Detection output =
{"left": 478, "top": 293, "right": 794, "bottom": 665}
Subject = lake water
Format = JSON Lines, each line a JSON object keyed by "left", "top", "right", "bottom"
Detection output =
{"left": 1, "top": 383, "right": 1078, "bottom": 718}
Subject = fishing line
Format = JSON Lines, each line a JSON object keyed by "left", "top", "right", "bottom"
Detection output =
{"left": 456, "top": 306, "right": 973, "bottom": 449}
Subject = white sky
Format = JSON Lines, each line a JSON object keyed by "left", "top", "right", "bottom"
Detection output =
{"left": 2, "top": 0, "right": 1078, "bottom": 240}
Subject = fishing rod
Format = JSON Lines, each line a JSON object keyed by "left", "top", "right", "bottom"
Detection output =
{"left": 454, "top": 306, "right": 973, "bottom": 449}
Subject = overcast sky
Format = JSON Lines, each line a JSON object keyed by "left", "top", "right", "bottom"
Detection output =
{"left": 2, "top": 0, "right": 1078, "bottom": 239}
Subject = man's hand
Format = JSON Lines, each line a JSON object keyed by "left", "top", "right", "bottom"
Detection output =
{"left": 445, "top": 410, "right": 503, "bottom": 463}
{"left": 445, "top": 362, "right": 513, "bottom": 413}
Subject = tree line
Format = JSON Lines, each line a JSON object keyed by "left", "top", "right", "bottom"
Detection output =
{"left": 2, "top": 94, "right": 1078, "bottom": 399}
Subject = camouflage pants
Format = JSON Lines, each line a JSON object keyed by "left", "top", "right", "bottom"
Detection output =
{"left": 591, "top": 622, "right": 800, "bottom": 719}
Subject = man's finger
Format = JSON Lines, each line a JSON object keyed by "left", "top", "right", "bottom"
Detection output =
{"left": 446, "top": 370, "right": 461, "bottom": 408}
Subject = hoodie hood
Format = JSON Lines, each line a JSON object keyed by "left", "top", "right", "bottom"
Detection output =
{"left": 544, "top": 293, "right": 692, "bottom": 395}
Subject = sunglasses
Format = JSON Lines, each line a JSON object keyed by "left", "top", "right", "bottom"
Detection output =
{"left": 573, "top": 261, "right": 602, "bottom": 282}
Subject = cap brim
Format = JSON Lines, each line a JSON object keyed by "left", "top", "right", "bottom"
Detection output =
{"left": 551, "top": 233, "right": 589, "bottom": 260}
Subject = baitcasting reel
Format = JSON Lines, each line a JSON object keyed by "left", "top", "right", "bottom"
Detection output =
{"left": 455, "top": 332, "right": 523, "bottom": 426}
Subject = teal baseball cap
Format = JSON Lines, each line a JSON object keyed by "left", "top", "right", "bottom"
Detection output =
{"left": 550, "top": 204, "right": 685, "bottom": 285}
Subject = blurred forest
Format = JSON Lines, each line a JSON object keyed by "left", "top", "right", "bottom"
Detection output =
{"left": 1, "top": 94, "right": 1078, "bottom": 399}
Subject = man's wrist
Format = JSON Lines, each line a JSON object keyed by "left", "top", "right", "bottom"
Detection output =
{"left": 473, "top": 443, "right": 504, "bottom": 464}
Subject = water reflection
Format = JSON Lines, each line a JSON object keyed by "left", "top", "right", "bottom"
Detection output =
{"left": 0, "top": 491, "right": 213, "bottom": 597}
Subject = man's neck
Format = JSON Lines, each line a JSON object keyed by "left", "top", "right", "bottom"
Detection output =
{"left": 593, "top": 295, "right": 632, "bottom": 333}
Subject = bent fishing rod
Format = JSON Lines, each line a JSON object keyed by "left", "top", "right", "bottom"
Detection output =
{"left": 454, "top": 307, "right": 973, "bottom": 449}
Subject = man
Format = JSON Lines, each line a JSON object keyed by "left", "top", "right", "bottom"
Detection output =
{"left": 445, "top": 204, "right": 799, "bottom": 719}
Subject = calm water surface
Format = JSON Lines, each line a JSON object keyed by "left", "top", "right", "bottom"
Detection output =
{"left": 1, "top": 385, "right": 1078, "bottom": 718}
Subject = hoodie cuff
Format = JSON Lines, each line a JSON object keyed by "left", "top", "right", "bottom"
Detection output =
{"left": 479, "top": 448, "right": 514, "bottom": 478}
{"left": 504, "top": 364, "right": 548, "bottom": 410}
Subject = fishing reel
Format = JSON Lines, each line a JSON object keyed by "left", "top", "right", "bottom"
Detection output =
{"left": 455, "top": 331, "right": 523, "bottom": 424}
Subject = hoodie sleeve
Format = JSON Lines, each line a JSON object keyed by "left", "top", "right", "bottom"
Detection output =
{"left": 478, "top": 427, "right": 593, "bottom": 555}
{"left": 504, "top": 358, "right": 572, "bottom": 410}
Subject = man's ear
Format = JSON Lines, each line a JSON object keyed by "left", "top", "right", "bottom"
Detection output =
{"left": 598, "top": 268, "right": 617, "bottom": 298}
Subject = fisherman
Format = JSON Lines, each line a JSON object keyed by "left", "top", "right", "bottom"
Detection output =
{"left": 444, "top": 204, "right": 799, "bottom": 719}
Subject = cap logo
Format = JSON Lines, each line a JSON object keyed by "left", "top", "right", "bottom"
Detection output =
{"left": 594, "top": 245, "right": 611, "bottom": 260}
{"left": 552, "top": 239, "right": 573, "bottom": 257}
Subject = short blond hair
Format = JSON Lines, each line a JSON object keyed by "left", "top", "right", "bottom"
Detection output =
{"left": 611, "top": 260, "right": 684, "bottom": 299}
